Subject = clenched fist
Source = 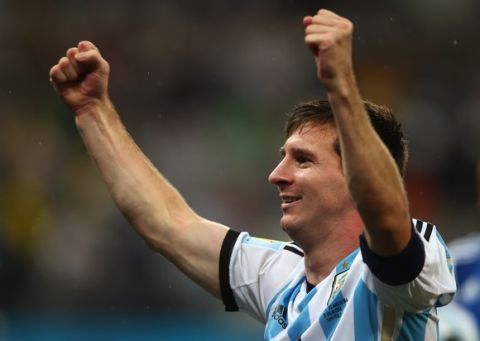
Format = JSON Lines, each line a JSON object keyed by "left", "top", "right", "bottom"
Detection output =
{"left": 304, "top": 9, "right": 354, "bottom": 92}
{"left": 49, "top": 41, "right": 110, "bottom": 115}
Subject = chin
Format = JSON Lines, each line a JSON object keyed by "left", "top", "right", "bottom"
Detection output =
{"left": 280, "top": 217, "right": 303, "bottom": 237}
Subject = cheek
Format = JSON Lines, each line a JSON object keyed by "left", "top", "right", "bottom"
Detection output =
{"left": 304, "top": 166, "right": 345, "bottom": 186}
{"left": 304, "top": 170, "right": 350, "bottom": 201}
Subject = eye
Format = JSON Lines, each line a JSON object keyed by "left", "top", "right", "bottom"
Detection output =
{"left": 297, "top": 155, "right": 308, "bottom": 163}
{"left": 296, "top": 154, "right": 311, "bottom": 166}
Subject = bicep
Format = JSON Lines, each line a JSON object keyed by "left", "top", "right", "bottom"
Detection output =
{"left": 362, "top": 214, "right": 412, "bottom": 257}
{"left": 362, "top": 222, "right": 456, "bottom": 312}
{"left": 161, "top": 217, "right": 229, "bottom": 299}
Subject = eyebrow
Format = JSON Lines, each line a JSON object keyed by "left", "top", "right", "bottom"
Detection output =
{"left": 279, "top": 146, "right": 316, "bottom": 160}
{"left": 279, "top": 137, "right": 340, "bottom": 158}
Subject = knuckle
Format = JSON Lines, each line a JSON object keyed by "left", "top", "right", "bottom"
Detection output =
{"left": 101, "top": 60, "right": 110, "bottom": 72}
{"left": 51, "top": 70, "right": 63, "bottom": 81}
{"left": 59, "top": 57, "right": 70, "bottom": 67}
{"left": 66, "top": 47, "right": 77, "bottom": 55}
{"left": 343, "top": 20, "right": 353, "bottom": 31}
{"left": 333, "top": 27, "right": 349, "bottom": 41}
{"left": 53, "top": 66, "right": 62, "bottom": 76}
{"left": 320, "top": 38, "right": 334, "bottom": 50}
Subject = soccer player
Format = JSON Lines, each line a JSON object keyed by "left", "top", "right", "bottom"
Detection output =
{"left": 49, "top": 9, "right": 456, "bottom": 340}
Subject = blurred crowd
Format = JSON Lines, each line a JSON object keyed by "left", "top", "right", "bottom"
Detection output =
{"left": 0, "top": 0, "right": 479, "bottom": 337}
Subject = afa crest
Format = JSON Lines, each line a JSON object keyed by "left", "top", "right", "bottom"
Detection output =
{"left": 327, "top": 269, "right": 349, "bottom": 305}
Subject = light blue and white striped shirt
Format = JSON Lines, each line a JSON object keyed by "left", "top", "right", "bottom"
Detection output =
{"left": 220, "top": 219, "right": 456, "bottom": 340}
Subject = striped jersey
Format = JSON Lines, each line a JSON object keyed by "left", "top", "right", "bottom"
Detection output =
{"left": 219, "top": 219, "right": 456, "bottom": 340}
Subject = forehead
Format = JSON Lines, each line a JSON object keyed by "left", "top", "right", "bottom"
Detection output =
{"left": 283, "top": 122, "right": 337, "bottom": 150}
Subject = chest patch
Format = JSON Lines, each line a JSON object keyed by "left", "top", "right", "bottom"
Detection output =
{"left": 327, "top": 269, "right": 349, "bottom": 305}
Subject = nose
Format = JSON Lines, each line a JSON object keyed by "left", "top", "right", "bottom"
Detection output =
{"left": 268, "top": 159, "right": 293, "bottom": 187}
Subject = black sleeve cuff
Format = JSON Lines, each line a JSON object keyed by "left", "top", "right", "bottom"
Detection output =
{"left": 359, "top": 225, "right": 425, "bottom": 286}
{"left": 219, "top": 229, "right": 240, "bottom": 311}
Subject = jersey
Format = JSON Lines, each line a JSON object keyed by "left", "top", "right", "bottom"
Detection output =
{"left": 219, "top": 219, "right": 456, "bottom": 340}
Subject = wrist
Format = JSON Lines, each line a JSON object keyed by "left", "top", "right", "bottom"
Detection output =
{"left": 73, "top": 96, "right": 113, "bottom": 116}
{"left": 324, "top": 71, "right": 357, "bottom": 97}
{"left": 74, "top": 97, "right": 117, "bottom": 131}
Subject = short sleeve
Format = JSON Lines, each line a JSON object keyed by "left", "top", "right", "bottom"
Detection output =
{"left": 362, "top": 219, "right": 457, "bottom": 312}
{"left": 219, "top": 230, "right": 304, "bottom": 322}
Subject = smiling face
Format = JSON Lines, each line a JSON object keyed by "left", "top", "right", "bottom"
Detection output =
{"left": 268, "top": 122, "right": 354, "bottom": 240}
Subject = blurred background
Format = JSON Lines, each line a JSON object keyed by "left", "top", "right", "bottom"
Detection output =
{"left": 0, "top": 0, "right": 479, "bottom": 340}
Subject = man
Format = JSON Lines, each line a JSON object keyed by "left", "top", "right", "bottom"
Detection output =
{"left": 50, "top": 9, "right": 455, "bottom": 340}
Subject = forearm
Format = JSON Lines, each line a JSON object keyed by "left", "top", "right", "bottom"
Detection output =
{"left": 51, "top": 41, "right": 228, "bottom": 298}
{"left": 75, "top": 100, "right": 198, "bottom": 251}
{"left": 327, "top": 76, "right": 410, "bottom": 255}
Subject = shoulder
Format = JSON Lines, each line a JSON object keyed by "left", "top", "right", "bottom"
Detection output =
{"left": 220, "top": 230, "right": 304, "bottom": 316}
{"left": 223, "top": 230, "right": 304, "bottom": 259}
{"left": 412, "top": 218, "right": 437, "bottom": 242}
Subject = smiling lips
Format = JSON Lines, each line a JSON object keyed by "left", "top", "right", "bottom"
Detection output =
{"left": 280, "top": 195, "right": 302, "bottom": 209}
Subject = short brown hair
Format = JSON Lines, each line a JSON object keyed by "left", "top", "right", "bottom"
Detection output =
{"left": 286, "top": 99, "right": 408, "bottom": 175}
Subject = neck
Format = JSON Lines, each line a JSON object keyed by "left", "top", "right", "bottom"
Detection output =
{"left": 297, "top": 212, "right": 363, "bottom": 285}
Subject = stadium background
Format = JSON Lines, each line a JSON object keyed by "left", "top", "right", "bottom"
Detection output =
{"left": 0, "top": 0, "right": 478, "bottom": 339}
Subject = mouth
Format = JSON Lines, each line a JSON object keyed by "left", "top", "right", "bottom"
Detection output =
{"left": 280, "top": 195, "right": 302, "bottom": 209}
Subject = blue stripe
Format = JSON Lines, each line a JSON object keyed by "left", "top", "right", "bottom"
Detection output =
{"left": 398, "top": 309, "right": 430, "bottom": 340}
{"left": 242, "top": 236, "right": 283, "bottom": 251}
{"left": 265, "top": 282, "right": 290, "bottom": 320}
{"left": 319, "top": 292, "right": 349, "bottom": 339}
{"left": 353, "top": 280, "right": 378, "bottom": 340}
{"left": 287, "top": 303, "right": 311, "bottom": 340}
{"left": 335, "top": 249, "right": 359, "bottom": 272}
{"left": 286, "top": 286, "right": 318, "bottom": 340}
{"left": 265, "top": 278, "right": 304, "bottom": 340}
{"left": 298, "top": 286, "right": 318, "bottom": 312}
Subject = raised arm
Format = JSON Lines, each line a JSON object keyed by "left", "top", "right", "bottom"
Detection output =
{"left": 304, "top": 10, "right": 411, "bottom": 256}
{"left": 49, "top": 41, "right": 228, "bottom": 297}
